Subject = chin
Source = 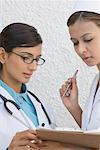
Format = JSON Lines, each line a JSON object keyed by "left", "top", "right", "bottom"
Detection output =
{"left": 21, "top": 78, "right": 30, "bottom": 84}
{"left": 85, "top": 61, "right": 96, "bottom": 67}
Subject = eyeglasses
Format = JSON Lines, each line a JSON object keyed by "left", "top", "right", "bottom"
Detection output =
{"left": 11, "top": 51, "right": 45, "bottom": 65}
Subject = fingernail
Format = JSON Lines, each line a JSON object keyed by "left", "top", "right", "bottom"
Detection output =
{"left": 31, "top": 140, "right": 36, "bottom": 143}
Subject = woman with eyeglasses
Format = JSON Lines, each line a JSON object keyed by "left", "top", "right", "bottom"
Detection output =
{"left": 0, "top": 22, "right": 69, "bottom": 150}
{"left": 0, "top": 22, "right": 45, "bottom": 149}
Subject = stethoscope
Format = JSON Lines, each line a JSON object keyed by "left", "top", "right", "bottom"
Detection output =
{"left": 0, "top": 92, "right": 56, "bottom": 129}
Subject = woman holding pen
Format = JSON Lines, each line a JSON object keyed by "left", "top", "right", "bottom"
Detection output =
{"left": 60, "top": 0, "right": 100, "bottom": 131}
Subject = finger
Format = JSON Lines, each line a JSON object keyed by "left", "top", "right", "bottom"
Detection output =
{"left": 12, "top": 139, "right": 31, "bottom": 146}
{"left": 62, "top": 84, "right": 66, "bottom": 90}
{"left": 19, "top": 145, "right": 39, "bottom": 150}
{"left": 9, "top": 145, "right": 32, "bottom": 150}
{"left": 65, "top": 78, "right": 71, "bottom": 85}
{"left": 10, "top": 138, "right": 40, "bottom": 148}
{"left": 27, "top": 143, "right": 39, "bottom": 149}
{"left": 22, "top": 129, "right": 37, "bottom": 136}
{"left": 15, "top": 130, "right": 37, "bottom": 141}
{"left": 14, "top": 138, "right": 41, "bottom": 146}
{"left": 30, "top": 139, "right": 42, "bottom": 145}
{"left": 59, "top": 84, "right": 67, "bottom": 93}
{"left": 65, "top": 90, "right": 70, "bottom": 97}
{"left": 59, "top": 88, "right": 64, "bottom": 97}
{"left": 16, "top": 140, "right": 40, "bottom": 149}
{"left": 71, "top": 77, "right": 77, "bottom": 91}
{"left": 28, "top": 129, "right": 37, "bottom": 134}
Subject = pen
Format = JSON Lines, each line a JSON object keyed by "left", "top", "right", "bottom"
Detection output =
{"left": 62, "top": 70, "right": 78, "bottom": 97}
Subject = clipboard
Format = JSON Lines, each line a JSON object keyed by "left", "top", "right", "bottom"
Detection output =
{"left": 36, "top": 128, "right": 100, "bottom": 149}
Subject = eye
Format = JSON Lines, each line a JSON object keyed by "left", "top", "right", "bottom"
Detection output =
{"left": 71, "top": 38, "right": 79, "bottom": 46}
{"left": 72, "top": 41, "right": 79, "bottom": 46}
{"left": 21, "top": 56, "right": 30, "bottom": 61}
{"left": 84, "top": 38, "right": 93, "bottom": 42}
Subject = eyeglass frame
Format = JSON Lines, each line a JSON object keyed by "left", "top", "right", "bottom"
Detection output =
{"left": 11, "top": 51, "right": 45, "bottom": 65}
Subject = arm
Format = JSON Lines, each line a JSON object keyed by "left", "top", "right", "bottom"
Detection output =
{"left": 59, "top": 77, "right": 82, "bottom": 128}
{"left": 68, "top": 104, "right": 82, "bottom": 127}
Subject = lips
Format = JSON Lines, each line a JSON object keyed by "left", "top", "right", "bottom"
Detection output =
{"left": 82, "top": 56, "right": 92, "bottom": 62}
{"left": 23, "top": 73, "right": 32, "bottom": 78}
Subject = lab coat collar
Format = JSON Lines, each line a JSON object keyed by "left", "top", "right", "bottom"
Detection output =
{"left": 82, "top": 73, "right": 100, "bottom": 130}
{"left": 27, "top": 92, "right": 50, "bottom": 128}
{"left": 0, "top": 86, "right": 14, "bottom": 102}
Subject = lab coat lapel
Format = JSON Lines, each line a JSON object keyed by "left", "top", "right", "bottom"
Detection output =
{"left": 0, "top": 86, "right": 15, "bottom": 101}
{"left": 93, "top": 85, "right": 100, "bottom": 105}
{"left": 28, "top": 93, "right": 49, "bottom": 127}
{"left": 0, "top": 86, "right": 36, "bottom": 129}
{"left": 82, "top": 74, "right": 99, "bottom": 130}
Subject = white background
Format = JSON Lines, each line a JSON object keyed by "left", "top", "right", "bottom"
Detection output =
{"left": 0, "top": 0, "right": 98, "bottom": 128}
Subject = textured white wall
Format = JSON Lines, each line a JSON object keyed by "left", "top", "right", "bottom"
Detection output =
{"left": 1, "top": 0, "right": 98, "bottom": 128}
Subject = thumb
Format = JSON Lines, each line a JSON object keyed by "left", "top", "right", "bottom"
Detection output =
{"left": 71, "top": 77, "right": 78, "bottom": 91}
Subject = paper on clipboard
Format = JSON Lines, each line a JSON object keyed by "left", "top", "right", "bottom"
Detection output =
{"left": 36, "top": 127, "right": 100, "bottom": 149}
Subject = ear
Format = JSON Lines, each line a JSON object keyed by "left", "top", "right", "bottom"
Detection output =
{"left": 0, "top": 47, "right": 7, "bottom": 64}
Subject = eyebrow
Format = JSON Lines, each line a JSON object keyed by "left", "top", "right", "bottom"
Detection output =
{"left": 81, "top": 33, "right": 93, "bottom": 38}
{"left": 20, "top": 52, "right": 41, "bottom": 57}
{"left": 70, "top": 33, "right": 93, "bottom": 41}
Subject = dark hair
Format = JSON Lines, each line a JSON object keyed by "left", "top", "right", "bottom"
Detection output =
{"left": 0, "top": 22, "right": 42, "bottom": 52}
{"left": 67, "top": 11, "right": 100, "bottom": 27}
{"left": 0, "top": 22, "right": 42, "bottom": 70}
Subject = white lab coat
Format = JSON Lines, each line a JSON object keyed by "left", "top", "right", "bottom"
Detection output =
{"left": 82, "top": 73, "right": 100, "bottom": 131}
{"left": 0, "top": 86, "right": 52, "bottom": 149}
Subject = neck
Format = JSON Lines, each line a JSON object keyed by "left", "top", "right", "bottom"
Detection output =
{"left": 0, "top": 75, "right": 22, "bottom": 93}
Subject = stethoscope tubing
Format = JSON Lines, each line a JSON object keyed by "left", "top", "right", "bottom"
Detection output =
{"left": 0, "top": 94, "right": 33, "bottom": 128}
{"left": 0, "top": 93, "right": 52, "bottom": 129}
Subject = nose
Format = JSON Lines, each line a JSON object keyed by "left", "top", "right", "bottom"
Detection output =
{"left": 76, "top": 42, "right": 87, "bottom": 55}
{"left": 28, "top": 61, "right": 38, "bottom": 71}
